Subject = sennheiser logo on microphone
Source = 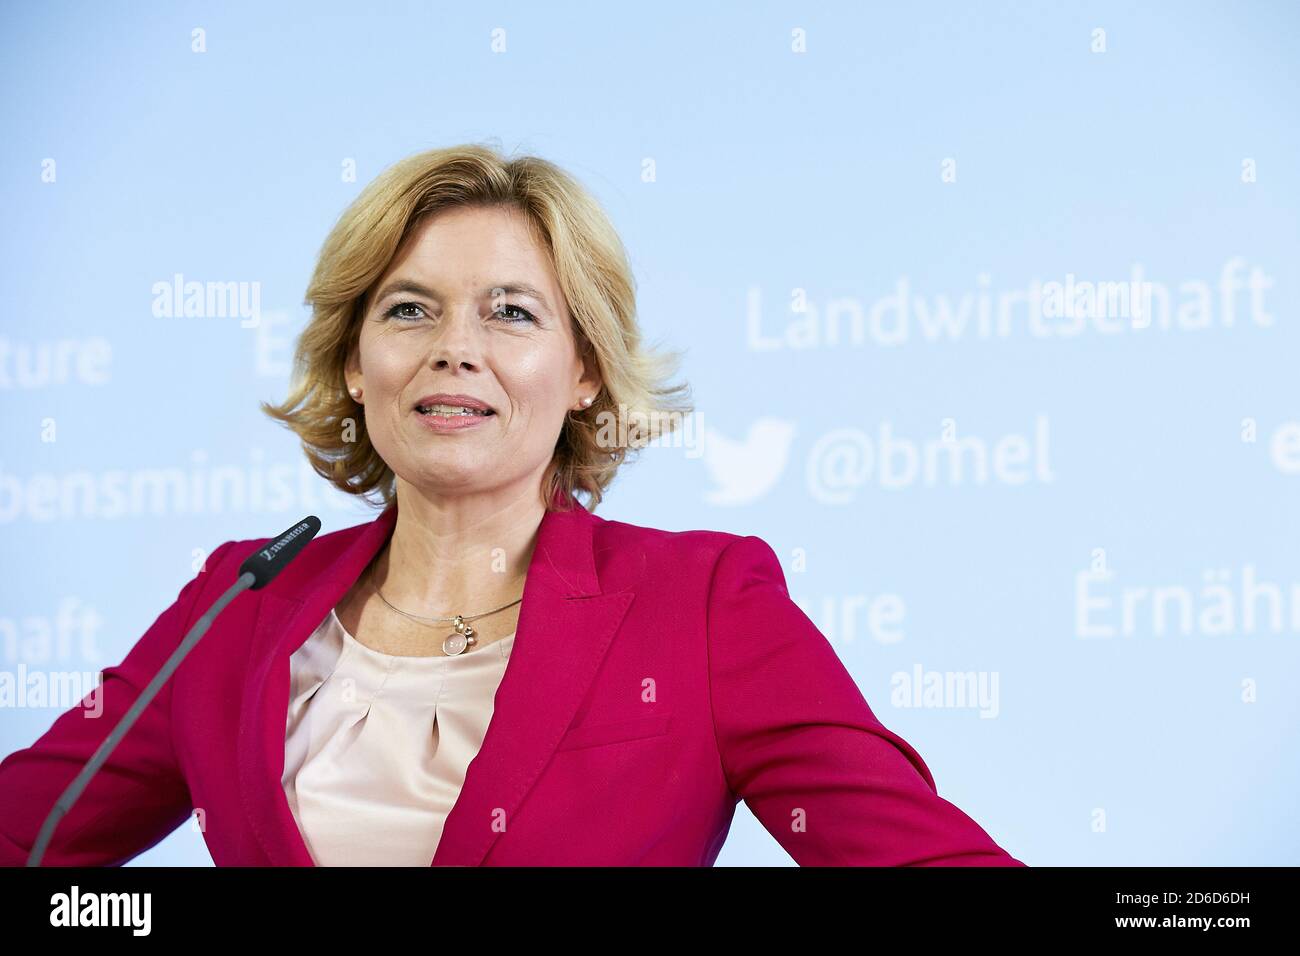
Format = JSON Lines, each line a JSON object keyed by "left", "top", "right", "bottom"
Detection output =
{"left": 258, "top": 520, "right": 312, "bottom": 562}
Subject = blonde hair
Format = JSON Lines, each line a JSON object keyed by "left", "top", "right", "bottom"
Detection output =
{"left": 261, "top": 143, "right": 693, "bottom": 513}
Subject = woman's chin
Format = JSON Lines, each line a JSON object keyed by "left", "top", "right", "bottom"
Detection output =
{"left": 404, "top": 462, "right": 493, "bottom": 490}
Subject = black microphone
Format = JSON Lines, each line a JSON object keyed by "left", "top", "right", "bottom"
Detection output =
{"left": 237, "top": 515, "right": 321, "bottom": 590}
{"left": 27, "top": 516, "right": 322, "bottom": 866}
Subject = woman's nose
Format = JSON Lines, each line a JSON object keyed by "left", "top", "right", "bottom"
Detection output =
{"left": 426, "top": 306, "right": 485, "bottom": 370}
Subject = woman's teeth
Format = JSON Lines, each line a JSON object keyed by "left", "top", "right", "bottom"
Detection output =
{"left": 416, "top": 404, "right": 492, "bottom": 416}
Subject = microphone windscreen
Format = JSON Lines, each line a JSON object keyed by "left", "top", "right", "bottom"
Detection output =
{"left": 237, "top": 516, "right": 322, "bottom": 590}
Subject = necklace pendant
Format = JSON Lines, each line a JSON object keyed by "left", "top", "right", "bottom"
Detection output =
{"left": 443, "top": 623, "right": 476, "bottom": 656}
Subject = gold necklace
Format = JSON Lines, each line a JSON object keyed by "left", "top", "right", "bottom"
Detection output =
{"left": 366, "top": 565, "right": 523, "bottom": 656}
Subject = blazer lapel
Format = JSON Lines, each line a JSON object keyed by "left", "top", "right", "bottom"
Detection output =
{"left": 236, "top": 491, "right": 635, "bottom": 867}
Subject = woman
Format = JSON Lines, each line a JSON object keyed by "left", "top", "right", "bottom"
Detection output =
{"left": 0, "top": 144, "right": 1025, "bottom": 867}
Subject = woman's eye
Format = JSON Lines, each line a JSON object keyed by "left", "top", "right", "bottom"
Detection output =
{"left": 493, "top": 304, "right": 538, "bottom": 324}
{"left": 384, "top": 301, "right": 426, "bottom": 321}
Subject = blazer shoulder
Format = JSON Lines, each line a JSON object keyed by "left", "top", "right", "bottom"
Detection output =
{"left": 591, "top": 512, "right": 762, "bottom": 582}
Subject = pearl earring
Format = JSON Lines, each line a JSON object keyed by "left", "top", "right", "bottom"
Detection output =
{"left": 580, "top": 396, "right": 593, "bottom": 408}
{"left": 349, "top": 386, "right": 363, "bottom": 401}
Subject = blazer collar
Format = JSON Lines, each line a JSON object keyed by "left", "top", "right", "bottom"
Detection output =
{"left": 236, "top": 490, "right": 635, "bottom": 866}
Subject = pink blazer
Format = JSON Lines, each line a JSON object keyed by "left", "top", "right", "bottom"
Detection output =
{"left": 0, "top": 493, "right": 1025, "bottom": 866}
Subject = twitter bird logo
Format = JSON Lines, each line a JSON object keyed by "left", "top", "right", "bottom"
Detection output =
{"left": 701, "top": 418, "right": 796, "bottom": 505}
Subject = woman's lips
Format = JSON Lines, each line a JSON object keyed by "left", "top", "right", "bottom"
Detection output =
{"left": 412, "top": 408, "right": 495, "bottom": 433}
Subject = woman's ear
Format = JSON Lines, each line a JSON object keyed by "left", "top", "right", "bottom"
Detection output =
{"left": 344, "top": 341, "right": 361, "bottom": 392}
{"left": 577, "top": 341, "right": 602, "bottom": 399}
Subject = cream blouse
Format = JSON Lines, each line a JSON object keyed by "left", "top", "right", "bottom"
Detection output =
{"left": 281, "top": 606, "right": 515, "bottom": 866}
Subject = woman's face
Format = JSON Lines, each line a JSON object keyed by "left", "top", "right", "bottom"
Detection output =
{"left": 345, "top": 204, "right": 601, "bottom": 502}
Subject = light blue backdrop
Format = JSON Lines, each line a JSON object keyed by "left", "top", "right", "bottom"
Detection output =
{"left": 2, "top": 0, "right": 1296, "bottom": 866}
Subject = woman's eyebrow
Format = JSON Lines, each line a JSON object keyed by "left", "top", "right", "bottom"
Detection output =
{"left": 373, "top": 279, "right": 551, "bottom": 310}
